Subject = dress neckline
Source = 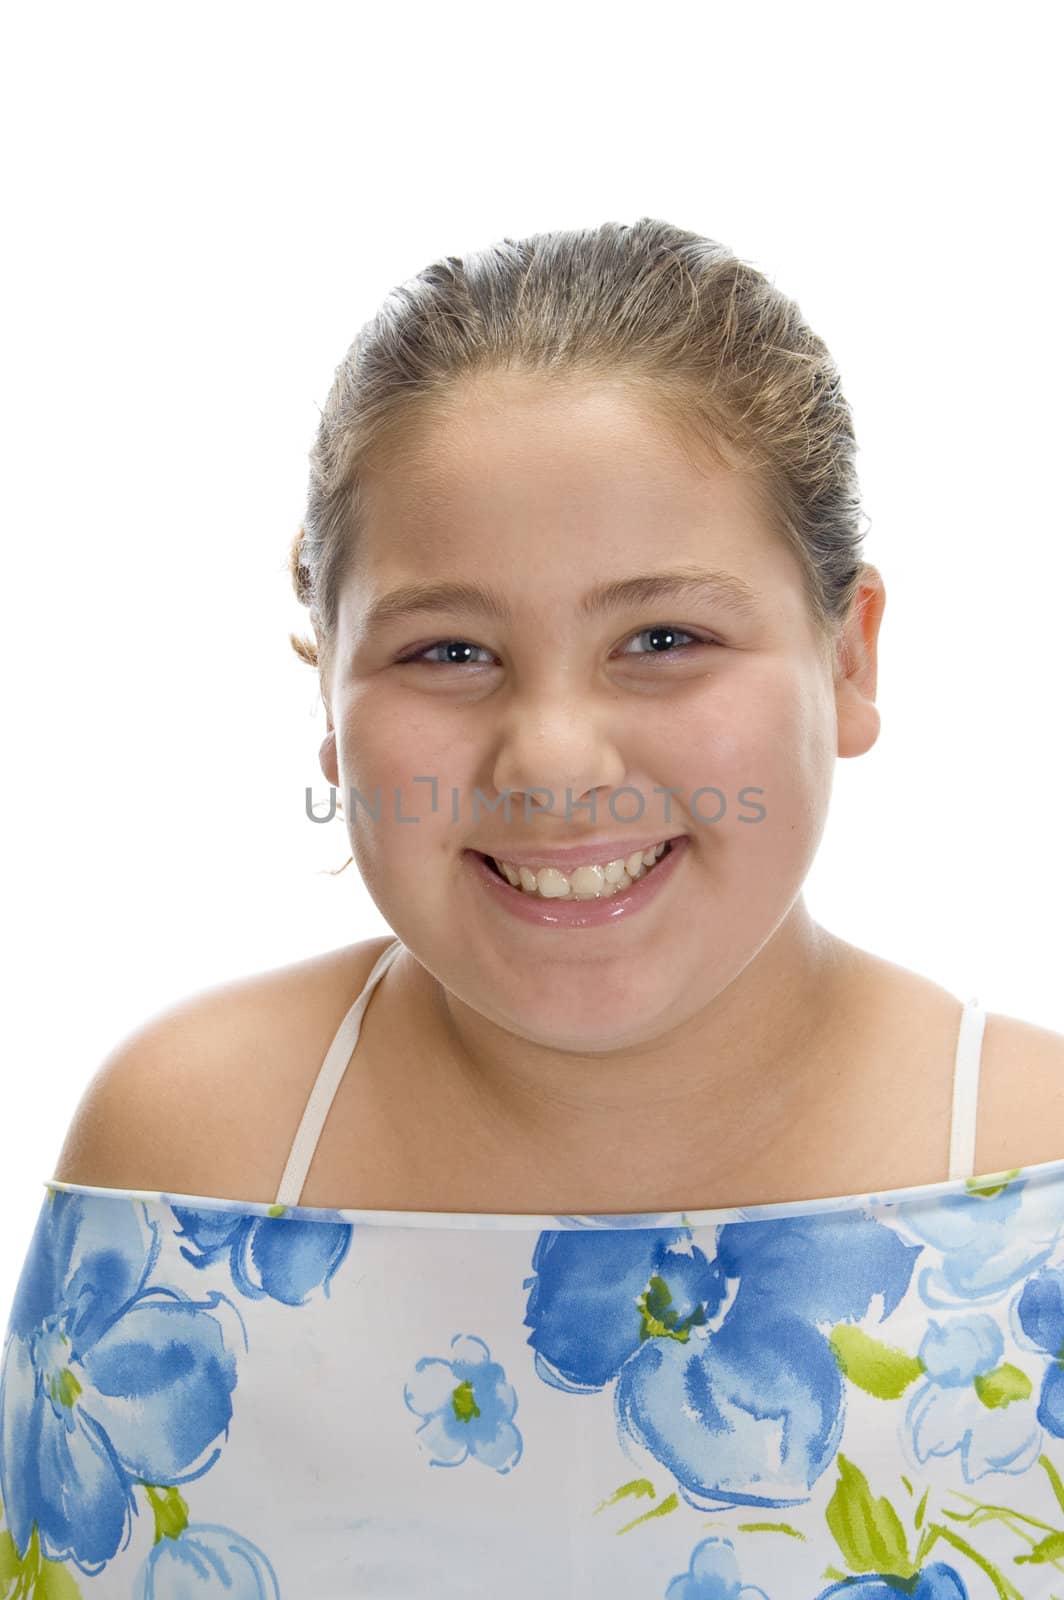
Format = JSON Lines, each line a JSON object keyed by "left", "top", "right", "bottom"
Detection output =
{"left": 43, "top": 1154, "right": 1063, "bottom": 1232}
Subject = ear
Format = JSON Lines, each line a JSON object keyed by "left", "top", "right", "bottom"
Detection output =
{"left": 313, "top": 620, "right": 340, "bottom": 786}
{"left": 319, "top": 727, "right": 339, "bottom": 787}
{"left": 833, "top": 564, "right": 886, "bottom": 759}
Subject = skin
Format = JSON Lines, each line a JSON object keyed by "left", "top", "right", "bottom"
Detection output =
{"left": 316, "top": 372, "right": 888, "bottom": 1185}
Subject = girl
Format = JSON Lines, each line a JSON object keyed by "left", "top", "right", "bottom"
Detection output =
{"left": 5, "top": 218, "right": 1064, "bottom": 1597}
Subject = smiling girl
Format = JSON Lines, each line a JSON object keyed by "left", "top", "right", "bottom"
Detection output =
{"left": 7, "top": 219, "right": 1064, "bottom": 1596}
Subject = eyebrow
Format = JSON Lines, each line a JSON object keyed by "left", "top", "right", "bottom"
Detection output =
{"left": 362, "top": 566, "right": 763, "bottom": 634}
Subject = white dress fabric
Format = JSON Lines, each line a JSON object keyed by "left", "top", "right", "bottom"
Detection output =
{"left": 4, "top": 941, "right": 1064, "bottom": 1598}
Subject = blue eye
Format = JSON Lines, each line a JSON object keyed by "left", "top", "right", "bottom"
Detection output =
{"left": 396, "top": 639, "right": 496, "bottom": 667}
{"left": 620, "top": 625, "right": 703, "bottom": 657}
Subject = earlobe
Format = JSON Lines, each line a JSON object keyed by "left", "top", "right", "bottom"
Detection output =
{"left": 837, "top": 685, "right": 882, "bottom": 758}
{"left": 835, "top": 567, "right": 886, "bottom": 758}
{"left": 319, "top": 729, "right": 339, "bottom": 787}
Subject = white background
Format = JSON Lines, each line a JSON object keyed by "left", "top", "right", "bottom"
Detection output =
{"left": 2, "top": 1, "right": 1060, "bottom": 1312}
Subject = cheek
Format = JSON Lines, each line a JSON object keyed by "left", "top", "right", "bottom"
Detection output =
{"left": 673, "top": 672, "right": 835, "bottom": 848}
{"left": 339, "top": 705, "right": 474, "bottom": 793}
{"left": 337, "top": 708, "right": 479, "bottom": 872}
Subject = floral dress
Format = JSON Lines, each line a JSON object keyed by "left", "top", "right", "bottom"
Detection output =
{"left": 5, "top": 1159, "right": 1064, "bottom": 1599}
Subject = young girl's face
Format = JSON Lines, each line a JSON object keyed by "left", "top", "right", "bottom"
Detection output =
{"left": 320, "top": 373, "right": 877, "bottom": 1052}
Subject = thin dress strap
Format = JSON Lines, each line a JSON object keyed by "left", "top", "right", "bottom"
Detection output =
{"left": 274, "top": 938, "right": 405, "bottom": 1207}
{"left": 947, "top": 995, "right": 987, "bottom": 1181}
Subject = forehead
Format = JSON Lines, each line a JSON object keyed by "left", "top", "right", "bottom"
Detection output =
{"left": 345, "top": 374, "right": 810, "bottom": 622}
{"left": 360, "top": 375, "right": 752, "bottom": 529}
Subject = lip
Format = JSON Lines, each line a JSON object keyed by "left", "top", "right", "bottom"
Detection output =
{"left": 470, "top": 834, "right": 684, "bottom": 871}
{"left": 462, "top": 834, "right": 689, "bottom": 928}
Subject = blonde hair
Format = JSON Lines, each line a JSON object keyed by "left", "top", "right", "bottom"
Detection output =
{"left": 289, "top": 217, "right": 868, "bottom": 690}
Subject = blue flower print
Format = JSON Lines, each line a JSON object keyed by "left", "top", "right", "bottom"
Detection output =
{"left": 524, "top": 1228, "right": 727, "bottom": 1391}
{"left": 404, "top": 1333, "right": 522, "bottom": 1471}
{"left": 815, "top": 1564, "right": 969, "bottom": 1598}
{"left": 168, "top": 1201, "right": 352, "bottom": 1305}
{"left": 664, "top": 1534, "right": 770, "bottom": 1599}
{"left": 904, "top": 1313, "right": 1041, "bottom": 1480}
{"left": 712, "top": 1214, "right": 921, "bottom": 1323}
{"left": 524, "top": 1214, "right": 919, "bottom": 1510}
{"left": 616, "top": 1293, "right": 845, "bottom": 1508}
{"left": 1016, "top": 1263, "right": 1064, "bottom": 1436}
{"left": 134, "top": 1521, "right": 280, "bottom": 1597}
{"left": 0, "top": 1189, "right": 242, "bottom": 1571}
{"left": 890, "top": 1171, "right": 1064, "bottom": 1305}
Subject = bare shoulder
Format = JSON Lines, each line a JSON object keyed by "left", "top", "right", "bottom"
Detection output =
{"left": 976, "top": 1008, "right": 1064, "bottom": 1173}
{"left": 50, "top": 935, "right": 397, "bottom": 1199}
{"left": 848, "top": 944, "right": 1064, "bottom": 1175}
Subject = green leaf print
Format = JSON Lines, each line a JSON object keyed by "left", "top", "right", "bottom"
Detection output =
{"left": 829, "top": 1324, "right": 924, "bottom": 1398}
{"left": 28, "top": 1559, "right": 80, "bottom": 1600}
{"left": 593, "top": 1478, "right": 682, "bottom": 1534}
{"left": 140, "top": 1483, "right": 191, "bottom": 1542}
{"left": 451, "top": 1380, "right": 481, "bottom": 1423}
{"left": 637, "top": 1274, "right": 708, "bottom": 1343}
{"left": 965, "top": 1169, "right": 1022, "bottom": 1197}
{"left": 974, "top": 1361, "right": 1033, "bottom": 1409}
{"left": 1017, "top": 1527, "right": 1064, "bottom": 1564}
{"left": 818, "top": 1452, "right": 1057, "bottom": 1598}
{"left": 0, "top": 1531, "right": 19, "bottom": 1593}
{"left": 825, "top": 1453, "right": 915, "bottom": 1579}
{"left": 913, "top": 1485, "right": 930, "bottom": 1529}
{"left": 945, "top": 1456, "right": 1064, "bottom": 1575}
{"left": 1042, "top": 1452, "right": 1064, "bottom": 1518}
{"left": 0, "top": 1523, "right": 83, "bottom": 1600}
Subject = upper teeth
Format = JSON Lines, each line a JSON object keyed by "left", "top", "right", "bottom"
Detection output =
{"left": 492, "top": 841, "right": 670, "bottom": 899}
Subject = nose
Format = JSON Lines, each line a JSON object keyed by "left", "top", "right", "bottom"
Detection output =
{"left": 486, "top": 703, "right": 630, "bottom": 826}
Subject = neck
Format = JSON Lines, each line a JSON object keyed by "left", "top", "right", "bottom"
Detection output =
{"left": 399, "top": 902, "right": 865, "bottom": 1183}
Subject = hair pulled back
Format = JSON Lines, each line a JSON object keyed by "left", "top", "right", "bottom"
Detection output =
{"left": 289, "top": 218, "right": 868, "bottom": 692}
